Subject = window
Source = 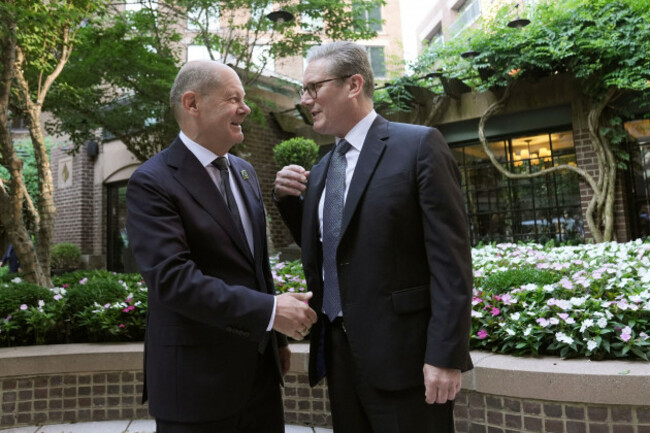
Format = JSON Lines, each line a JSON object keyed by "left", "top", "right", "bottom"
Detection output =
{"left": 366, "top": 46, "right": 386, "bottom": 78}
{"left": 625, "top": 118, "right": 650, "bottom": 239}
{"left": 301, "top": 12, "right": 323, "bottom": 32}
{"left": 107, "top": 181, "right": 137, "bottom": 273}
{"left": 252, "top": 45, "right": 274, "bottom": 72}
{"left": 427, "top": 30, "right": 444, "bottom": 50}
{"left": 449, "top": 0, "right": 481, "bottom": 36}
{"left": 187, "top": 7, "right": 220, "bottom": 32}
{"left": 187, "top": 44, "right": 219, "bottom": 62}
{"left": 452, "top": 130, "right": 584, "bottom": 245}
{"left": 353, "top": 2, "right": 382, "bottom": 32}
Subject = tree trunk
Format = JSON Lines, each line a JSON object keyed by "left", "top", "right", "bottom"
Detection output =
{"left": 0, "top": 3, "right": 51, "bottom": 286}
{"left": 475, "top": 83, "right": 618, "bottom": 243}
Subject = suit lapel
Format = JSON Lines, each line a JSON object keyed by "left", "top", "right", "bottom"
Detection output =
{"left": 303, "top": 154, "right": 329, "bottom": 243}
{"left": 341, "top": 116, "right": 389, "bottom": 236}
{"left": 229, "top": 156, "right": 262, "bottom": 262}
{"left": 166, "top": 138, "right": 253, "bottom": 263}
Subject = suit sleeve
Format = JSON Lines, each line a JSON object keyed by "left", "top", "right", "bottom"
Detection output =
{"left": 126, "top": 166, "right": 274, "bottom": 344}
{"left": 417, "top": 128, "right": 474, "bottom": 371}
{"left": 273, "top": 193, "right": 304, "bottom": 247}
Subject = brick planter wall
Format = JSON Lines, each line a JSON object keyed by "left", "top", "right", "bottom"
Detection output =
{"left": 1, "top": 344, "right": 649, "bottom": 431}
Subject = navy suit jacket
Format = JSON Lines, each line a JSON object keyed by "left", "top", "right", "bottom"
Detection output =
{"left": 127, "top": 137, "right": 283, "bottom": 422}
{"left": 277, "top": 115, "right": 474, "bottom": 391}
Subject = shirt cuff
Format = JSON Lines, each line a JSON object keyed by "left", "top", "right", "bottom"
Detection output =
{"left": 266, "top": 296, "right": 277, "bottom": 332}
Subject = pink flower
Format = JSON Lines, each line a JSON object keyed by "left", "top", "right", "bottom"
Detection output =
{"left": 477, "top": 329, "right": 488, "bottom": 339}
{"left": 62, "top": 284, "right": 69, "bottom": 288}
{"left": 119, "top": 324, "right": 125, "bottom": 328}
{"left": 20, "top": 304, "right": 28, "bottom": 311}
{"left": 79, "top": 278, "right": 88, "bottom": 285}
{"left": 620, "top": 326, "right": 632, "bottom": 342}
{"left": 53, "top": 294, "right": 63, "bottom": 301}
{"left": 491, "top": 307, "right": 501, "bottom": 316}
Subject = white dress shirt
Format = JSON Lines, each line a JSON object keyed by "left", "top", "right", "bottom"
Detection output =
{"left": 179, "top": 131, "right": 276, "bottom": 331}
{"left": 318, "top": 109, "right": 378, "bottom": 240}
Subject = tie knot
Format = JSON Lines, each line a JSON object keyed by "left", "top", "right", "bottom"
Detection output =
{"left": 336, "top": 140, "right": 351, "bottom": 156}
{"left": 212, "top": 157, "right": 229, "bottom": 172}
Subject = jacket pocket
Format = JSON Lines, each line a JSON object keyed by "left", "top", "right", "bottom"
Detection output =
{"left": 391, "top": 284, "right": 430, "bottom": 314}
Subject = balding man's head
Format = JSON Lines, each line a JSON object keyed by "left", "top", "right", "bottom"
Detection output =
{"left": 170, "top": 60, "right": 234, "bottom": 121}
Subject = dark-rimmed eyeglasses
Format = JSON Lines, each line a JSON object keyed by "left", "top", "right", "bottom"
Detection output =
{"left": 298, "top": 75, "right": 352, "bottom": 99}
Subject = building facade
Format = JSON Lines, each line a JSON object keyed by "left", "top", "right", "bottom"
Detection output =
{"left": 49, "top": 0, "right": 406, "bottom": 271}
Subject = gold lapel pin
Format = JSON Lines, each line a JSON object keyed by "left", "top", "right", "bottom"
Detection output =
{"left": 240, "top": 169, "right": 249, "bottom": 180}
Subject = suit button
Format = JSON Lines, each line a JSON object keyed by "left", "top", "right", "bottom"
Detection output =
{"left": 339, "top": 262, "right": 349, "bottom": 267}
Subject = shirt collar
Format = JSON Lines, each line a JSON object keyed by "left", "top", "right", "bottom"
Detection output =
{"left": 179, "top": 131, "right": 229, "bottom": 167}
{"left": 337, "top": 109, "right": 377, "bottom": 152}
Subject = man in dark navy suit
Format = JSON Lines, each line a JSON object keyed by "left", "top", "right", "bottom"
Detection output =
{"left": 274, "top": 42, "right": 474, "bottom": 433}
{"left": 127, "top": 60, "right": 317, "bottom": 433}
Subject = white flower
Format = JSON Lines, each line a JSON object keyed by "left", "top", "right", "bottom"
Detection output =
{"left": 38, "top": 300, "right": 45, "bottom": 308}
{"left": 549, "top": 317, "right": 560, "bottom": 325}
{"left": 471, "top": 310, "right": 483, "bottom": 318}
{"left": 524, "top": 326, "right": 532, "bottom": 336}
{"left": 586, "top": 340, "right": 598, "bottom": 351}
{"left": 580, "top": 319, "right": 594, "bottom": 333}
{"left": 510, "top": 312, "right": 521, "bottom": 321}
{"left": 555, "top": 332, "right": 574, "bottom": 345}
{"left": 506, "top": 329, "right": 516, "bottom": 336}
{"left": 597, "top": 318, "right": 608, "bottom": 328}
{"left": 11, "top": 277, "right": 21, "bottom": 283}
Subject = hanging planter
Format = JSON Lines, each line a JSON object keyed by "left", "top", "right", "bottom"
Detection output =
{"left": 440, "top": 76, "right": 472, "bottom": 99}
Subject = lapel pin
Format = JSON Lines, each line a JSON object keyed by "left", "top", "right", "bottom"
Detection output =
{"left": 240, "top": 169, "right": 249, "bottom": 180}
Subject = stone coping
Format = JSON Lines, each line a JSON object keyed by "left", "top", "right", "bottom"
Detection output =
{"left": 1, "top": 343, "right": 648, "bottom": 406}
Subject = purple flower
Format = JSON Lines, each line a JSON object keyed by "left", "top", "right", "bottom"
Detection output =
{"left": 79, "top": 277, "right": 88, "bottom": 285}
{"left": 477, "top": 329, "right": 488, "bottom": 339}
{"left": 20, "top": 304, "right": 28, "bottom": 311}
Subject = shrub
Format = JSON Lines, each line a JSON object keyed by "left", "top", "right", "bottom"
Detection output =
{"left": 273, "top": 137, "right": 319, "bottom": 169}
{"left": 0, "top": 280, "right": 52, "bottom": 317}
{"left": 51, "top": 243, "right": 81, "bottom": 270}
{"left": 482, "top": 268, "right": 563, "bottom": 294}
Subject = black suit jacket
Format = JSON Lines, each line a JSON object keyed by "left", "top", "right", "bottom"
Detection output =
{"left": 127, "top": 137, "right": 284, "bottom": 423}
{"left": 277, "top": 115, "right": 473, "bottom": 391}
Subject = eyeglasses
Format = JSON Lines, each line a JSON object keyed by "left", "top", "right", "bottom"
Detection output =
{"left": 298, "top": 75, "right": 352, "bottom": 99}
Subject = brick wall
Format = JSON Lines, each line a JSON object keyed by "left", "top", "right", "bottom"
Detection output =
{"left": 453, "top": 391, "right": 650, "bottom": 433}
{"left": 51, "top": 146, "right": 97, "bottom": 256}
{"left": 572, "top": 127, "right": 629, "bottom": 242}
{"left": 3, "top": 371, "right": 649, "bottom": 432}
{"left": 240, "top": 112, "right": 297, "bottom": 251}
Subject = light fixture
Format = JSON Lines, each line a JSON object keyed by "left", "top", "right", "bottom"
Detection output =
{"left": 266, "top": 9, "right": 294, "bottom": 24}
{"left": 508, "top": 3, "right": 530, "bottom": 29}
{"left": 425, "top": 69, "right": 443, "bottom": 79}
{"left": 461, "top": 39, "right": 479, "bottom": 59}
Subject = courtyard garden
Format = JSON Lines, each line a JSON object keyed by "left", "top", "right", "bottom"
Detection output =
{"left": 1, "top": 240, "right": 648, "bottom": 361}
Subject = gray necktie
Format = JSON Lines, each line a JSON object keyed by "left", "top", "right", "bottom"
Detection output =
{"left": 322, "top": 140, "right": 351, "bottom": 321}
{"left": 212, "top": 157, "right": 247, "bottom": 242}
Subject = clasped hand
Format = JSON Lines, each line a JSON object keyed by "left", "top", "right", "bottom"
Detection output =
{"left": 273, "top": 291, "right": 317, "bottom": 341}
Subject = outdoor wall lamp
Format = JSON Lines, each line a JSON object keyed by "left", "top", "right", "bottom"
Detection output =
{"left": 507, "top": 3, "right": 530, "bottom": 28}
{"left": 267, "top": 9, "right": 294, "bottom": 24}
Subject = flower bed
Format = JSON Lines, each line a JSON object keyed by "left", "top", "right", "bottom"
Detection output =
{"left": 471, "top": 240, "right": 650, "bottom": 360}
{"left": 1, "top": 241, "right": 648, "bottom": 361}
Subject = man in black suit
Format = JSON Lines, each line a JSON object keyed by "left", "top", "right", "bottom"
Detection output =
{"left": 274, "top": 42, "right": 473, "bottom": 433}
{"left": 127, "top": 60, "right": 317, "bottom": 433}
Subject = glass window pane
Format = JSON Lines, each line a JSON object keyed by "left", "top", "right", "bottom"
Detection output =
{"left": 368, "top": 47, "right": 386, "bottom": 78}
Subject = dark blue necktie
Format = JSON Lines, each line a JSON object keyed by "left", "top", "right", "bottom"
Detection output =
{"left": 212, "top": 157, "right": 247, "bottom": 244}
{"left": 322, "top": 140, "right": 351, "bottom": 321}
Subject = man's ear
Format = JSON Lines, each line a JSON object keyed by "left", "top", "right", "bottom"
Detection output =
{"left": 347, "top": 74, "right": 364, "bottom": 99}
{"left": 181, "top": 91, "right": 199, "bottom": 115}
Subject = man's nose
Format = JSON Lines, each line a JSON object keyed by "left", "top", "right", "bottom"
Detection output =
{"left": 241, "top": 102, "right": 251, "bottom": 114}
{"left": 300, "top": 92, "right": 313, "bottom": 105}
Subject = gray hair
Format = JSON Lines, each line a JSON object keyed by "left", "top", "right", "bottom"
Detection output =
{"left": 169, "top": 60, "right": 223, "bottom": 120}
{"left": 306, "top": 41, "right": 375, "bottom": 99}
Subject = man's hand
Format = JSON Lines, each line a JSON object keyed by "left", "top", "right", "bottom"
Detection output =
{"left": 423, "top": 364, "right": 462, "bottom": 404}
{"left": 273, "top": 292, "right": 317, "bottom": 341}
{"left": 274, "top": 165, "right": 309, "bottom": 200}
{"left": 279, "top": 345, "right": 291, "bottom": 376}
